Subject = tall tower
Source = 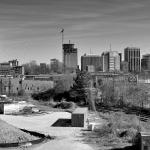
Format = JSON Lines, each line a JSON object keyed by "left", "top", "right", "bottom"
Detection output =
{"left": 63, "top": 43, "right": 78, "bottom": 73}
{"left": 102, "top": 51, "right": 121, "bottom": 72}
{"left": 124, "top": 47, "right": 140, "bottom": 73}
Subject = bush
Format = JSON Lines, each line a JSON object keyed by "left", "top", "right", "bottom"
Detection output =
{"left": 53, "top": 91, "right": 70, "bottom": 102}
{"left": 69, "top": 71, "right": 91, "bottom": 104}
{"left": 100, "top": 81, "right": 149, "bottom": 108}
{"left": 31, "top": 79, "right": 72, "bottom": 101}
{"left": 95, "top": 123, "right": 113, "bottom": 137}
{"left": 18, "top": 89, "right": 25, "bottom": 96}
{"left": 31, "top": 88, "right": 55, "bottom": 101}
{"left": 54, "top": 101, "right": 76, "bottom": 110}
{"left": 97, "top": 112, "right": 141, "bottom": 144}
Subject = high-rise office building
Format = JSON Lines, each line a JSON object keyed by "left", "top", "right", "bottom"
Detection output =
{"left": 124, "top": 47, "right": 140, "bottom": 73}
{"left": 81, "top": 54, "right": 102, "bottom": 72}
{"left": 121, "top": 61, "right": 129, "bottom": 73}
{"left": 50, "top": 58, "right": 63, "bottom": 73}
{"left": 119, "top": 53, "right": 122, "bottom": 63}
{"left": 102, "top": 51, "right": 121, "bottom": 72}
{"left": 141, "top": 54, "right": 150, "bottom": 71}
{"left": 63, "top": 43, "right": 78, "bottom": 73}
{"left": 50, "top": 59, "right": 59, "bottom": 73}
{"left": 40, "top": 63, "right": 47, "bottom": 74}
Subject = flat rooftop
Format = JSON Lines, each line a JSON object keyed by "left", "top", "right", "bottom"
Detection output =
{"left": 73, "top": 108, "right": 88, "bottom": 114}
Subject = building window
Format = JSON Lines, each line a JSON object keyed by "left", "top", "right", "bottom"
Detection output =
{"left": 144, "top": 146, "right": 148, "bottom": 150}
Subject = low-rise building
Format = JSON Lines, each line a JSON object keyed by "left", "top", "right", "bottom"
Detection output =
{"left": 11, "top": 78, "right": 54, "bottom": 94}
{"left": 86, "top": 65, "right": 95, "bottom": 72}
{"left": 81, "top": 54, "right": 102, "bottom": 72}
{"left": 0, "top": 73, "right": 75, "bottom": 95}
{"left": 0, "top": 60, "right": 24, "bottom": 77}
{"left": 102, "top": 51, "right": 121, "bottom": 72}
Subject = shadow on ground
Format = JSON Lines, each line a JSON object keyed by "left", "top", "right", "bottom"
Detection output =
{"left": 51, "top": 119, "right": 71, "bottom": 127}
{"left": 111, "top": 145, "right": 139, "bottom": 150}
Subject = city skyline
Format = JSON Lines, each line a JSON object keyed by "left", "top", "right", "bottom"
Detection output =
{"left": 0, "top": 0, "right": 150, "bottom": 65}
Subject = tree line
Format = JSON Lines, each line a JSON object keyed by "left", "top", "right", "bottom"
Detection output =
{"left": 22, "top": 60, "right": 63, "bottom": 75}
{"left": 32, "top": 70, "right": 150, "bottom": 110}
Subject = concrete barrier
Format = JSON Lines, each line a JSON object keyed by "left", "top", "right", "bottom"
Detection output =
{"left": 71, "top": 107, "right": 88, "bottom": 127}
{"left": 4, "top": 102, "right": 36, "bottom": 114}
{"left": 88, "top": 123, "right": 95, "bottom": 131}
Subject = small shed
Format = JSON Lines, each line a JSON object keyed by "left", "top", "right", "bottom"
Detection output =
{"left": 71, "top": 107, "right": 88, "bottom": 127}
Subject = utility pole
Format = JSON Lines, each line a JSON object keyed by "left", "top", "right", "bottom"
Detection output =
{"left": 61, "top": 28, "right": 64, "bottom": 46}
{"left": 0, "top": 79, "right": 2, "bottom": 95}
{"left": 60, "top": 28, "right": 65, "bottom": 73}
{"left": 8, "top": 77, "right": 11, "bottom": 96}
{"left": 112, "top": 74, "right": 115, "bottom": 101}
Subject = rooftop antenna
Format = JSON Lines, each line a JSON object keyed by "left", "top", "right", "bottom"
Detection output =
{"left": 90, "top": 49, "right": 92, "bottom": 54}
{"left": 110, "top": 44, "right": 112, "bottom": 51}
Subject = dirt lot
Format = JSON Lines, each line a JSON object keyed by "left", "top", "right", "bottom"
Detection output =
{"left": 0, "top": 112, "right": 96, "bottom": 150}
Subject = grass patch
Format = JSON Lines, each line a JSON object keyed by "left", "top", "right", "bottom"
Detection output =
{"left": 83, "top": 111, "right": 145, "bottom": 149}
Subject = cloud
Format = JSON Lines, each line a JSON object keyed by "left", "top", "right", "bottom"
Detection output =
{"left": 0, "top": 0, "right": 150, "bottom": 63}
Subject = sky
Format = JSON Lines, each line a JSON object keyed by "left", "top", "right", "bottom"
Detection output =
{"left": 0, "top": 0, "right": 150, "bottom": 65}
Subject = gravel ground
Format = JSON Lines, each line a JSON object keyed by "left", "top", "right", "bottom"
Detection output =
{"left": 0, "top": 112, "right": 95, "bottom": 150}
{"left": 0, "top": 119, "right": 38, "bottom": 144}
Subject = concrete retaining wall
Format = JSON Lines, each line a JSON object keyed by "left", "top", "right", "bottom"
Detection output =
{"left": 71, "top": 107, "right": 88, "bottom": 127}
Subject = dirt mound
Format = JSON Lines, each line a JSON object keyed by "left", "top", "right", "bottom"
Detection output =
{"left": 0, "top": 119, "right": 38, "bottom": 144}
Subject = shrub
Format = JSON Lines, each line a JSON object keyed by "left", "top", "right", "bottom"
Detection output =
{"left": 54, "top": 101, "right": 76, "bottom": 110}
{"left": 18, "top": 89, "right": 25, "bottom": 96}
{"left": 99, "top": 81, "right": 149, "bottom": 108}
{"left": 31, "top": 88, "right": 55, "bottom": 101}
{"left": 69, "top": 71, "right": 91, "bottom": 104}
{"left": 97, "top": 112, "right": 141, "bottom": 144}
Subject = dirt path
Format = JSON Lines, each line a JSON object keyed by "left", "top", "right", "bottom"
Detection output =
{"left": 0, "top": 112, "right": 95, "bottom": 150}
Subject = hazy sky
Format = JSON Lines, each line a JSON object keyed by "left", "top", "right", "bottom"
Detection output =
{"left": 0, "top": 0, "right": 150, "bottom": 65}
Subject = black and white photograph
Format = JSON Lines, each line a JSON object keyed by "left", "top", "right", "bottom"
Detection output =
{"left": 0, "top": 0, "right": 150, "bottom": 149}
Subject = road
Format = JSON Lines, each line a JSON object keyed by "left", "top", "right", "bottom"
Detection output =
{"left": 0, "top": 112, "right": 94, "bottom": 150}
